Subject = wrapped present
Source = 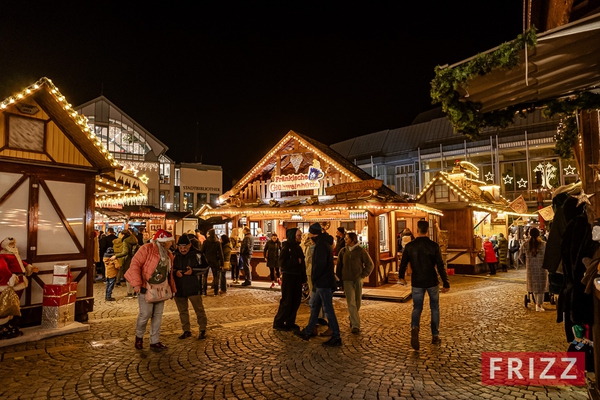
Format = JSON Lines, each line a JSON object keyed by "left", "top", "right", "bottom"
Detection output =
{"left": 42, "top": 292, "right": 69, "bottom": 307}
{"left": 68, "top": 281, "right": 78, "bottom": 304}
{"left": 43, "top": 284, "right": 70, "bottom": 296}
{"left": 52, "top": 264, "right": 71, "bottom": 285}
{"left": 41, "top": 303, "right": 75, "bottom": 329}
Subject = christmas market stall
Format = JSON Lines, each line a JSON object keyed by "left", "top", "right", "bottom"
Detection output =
{"left": 417, "top": 161, "right": 536, "bottom": 274}
{"left": 0, "top": 77, "right": 144, "bottom": 331}
{"left": 199, "top": 130, "right": 442, "bottom": 286}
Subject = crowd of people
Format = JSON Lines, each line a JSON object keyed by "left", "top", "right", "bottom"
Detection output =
{"left": 93, "top": 221, "right": 451, "bottom": 351}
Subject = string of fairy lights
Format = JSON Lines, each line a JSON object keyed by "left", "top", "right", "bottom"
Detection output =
{"left": 225, "top": 132, "right": 360, "bottom": 202}
{"left": 2, "top": 77, "right": 147, "bottom": 207}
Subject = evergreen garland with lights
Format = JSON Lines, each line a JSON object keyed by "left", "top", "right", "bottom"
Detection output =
{"left": 430, "top": 27, "right": 600, "bottom": 160}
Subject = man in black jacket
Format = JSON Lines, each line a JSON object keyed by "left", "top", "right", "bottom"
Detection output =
{"left": 173, "top": 235, "right": 208, "bottom": 340}
{"left": 295, "top": 223, "right": 342, "bottom": 347}
{"left": 399, "top": 220, "right": 450, "bottom": 350}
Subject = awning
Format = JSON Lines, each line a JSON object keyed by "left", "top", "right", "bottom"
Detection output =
{"left": 95, "top": 169, "right": 148, "bottom": 207}
{"left": 448, "top": 13, "right": 600, "bottom": 113}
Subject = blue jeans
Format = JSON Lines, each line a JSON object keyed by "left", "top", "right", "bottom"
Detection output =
{"left": 411, "top": 286, "right": 440, "bottom": 336}
{"left": 303, "top": 288, "right": 340, "bottom": 339}
{"left": 105, "top": 277, "right": 116, "bottom": 299}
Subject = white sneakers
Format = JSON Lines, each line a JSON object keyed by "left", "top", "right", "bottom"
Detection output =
{"left": 536, "top": 305, "right": 545, "bottom": 312}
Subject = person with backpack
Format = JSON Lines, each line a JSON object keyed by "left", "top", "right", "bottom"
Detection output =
{"left": 112, "top": 229, "right": 139, "bottom": 299}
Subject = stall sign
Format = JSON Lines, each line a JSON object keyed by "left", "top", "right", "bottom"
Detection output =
{"left": 269, "top": 164, "right": 324, "bottom": 193}
{"left": 130, "top": 211, "right": 166, "bottom": 218}
{"left": 350, "top": 211, "right": 367, "bottom": 220}
{"left": 326, "top": 179, "right": 382, "bottom": 195}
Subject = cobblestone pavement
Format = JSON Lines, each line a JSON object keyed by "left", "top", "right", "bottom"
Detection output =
{"left": 0, "top": 271, "right": 589, "bottom": 399}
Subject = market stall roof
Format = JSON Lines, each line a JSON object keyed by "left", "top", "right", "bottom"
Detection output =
{"left": 222, "top": 130, "right": 404, "bottom": 202}
{"left": 416, "top": 165, "right": 536, "bottom": 217}
{"left": 446, "top": 13, "right": 600, "bottom": 114}
{"left": 203, "top": 130, "right": 443, "bottom": 220}
{"left": 1, "top": 77, "right": 119, "bottom": 172}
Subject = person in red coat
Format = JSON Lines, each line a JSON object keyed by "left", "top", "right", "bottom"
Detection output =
{"left": 483, "top": 237, "right": 498, "bottom": 276}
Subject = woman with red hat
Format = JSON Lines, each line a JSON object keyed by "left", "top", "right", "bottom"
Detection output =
{"left": 125, "top": 229, "right": 176, "bottom": 350}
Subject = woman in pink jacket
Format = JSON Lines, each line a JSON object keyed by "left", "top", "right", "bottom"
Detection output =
{"left": 125, "top": 230, "right": 176, "bottom": 350}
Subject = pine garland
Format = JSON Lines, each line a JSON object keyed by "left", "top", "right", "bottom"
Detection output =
{"left": 430, "top": 28, "right": 537, "bottom": 140}
{"left": 430, "top": 27, "right": 600, "bottom": 159}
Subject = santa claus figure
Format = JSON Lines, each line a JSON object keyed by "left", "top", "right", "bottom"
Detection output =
{"left": 0, "top": 237, "right": 38, "bottom": 339}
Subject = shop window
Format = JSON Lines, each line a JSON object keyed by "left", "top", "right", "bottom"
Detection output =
{"left": 379, "top": 214, "right": 389, "bottom": 252}
{"left": 196, "top": 193, "right": 207, "bottom": 209}
{"left": 296, "top": 222, "right": 310, "bottom": 234}
{"left": 249, "top": 221, "right": 259, "bottom": 236}
{"left": 183, "top": 192, "right": 194, "bottom": 212}
{"left": 174, "top": 168, "right": 181, "bottom": 187}
{"left": 173, "top": 190, "right": 180, "bottom": 211}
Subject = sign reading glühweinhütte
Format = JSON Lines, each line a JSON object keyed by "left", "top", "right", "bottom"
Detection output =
{"left": 268, "top": 163, "right": 324, "bottom": 193}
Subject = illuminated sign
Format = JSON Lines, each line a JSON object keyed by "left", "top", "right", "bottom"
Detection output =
{"left": 130, "top": 211, "right": 166, "bottom": 218}
{"left": 269, "top": 161, "right": 324, "bottom": 193}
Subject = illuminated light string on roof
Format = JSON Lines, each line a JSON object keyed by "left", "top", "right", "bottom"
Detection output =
{"left": 229, "top": 133, "right": 360, "bottom": 198}
{"left": 203, "top": 203, "right": 443, "bottom": 217}
{"left": 0, "top": 77, "right": 119, "bottom": 168}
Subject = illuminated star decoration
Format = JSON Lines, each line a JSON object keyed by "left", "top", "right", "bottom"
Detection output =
{"left": 503, "top": 175, "right": 513, "bottom": 185}
{"left": 517, "top": 178, "right": 527, "bottom": 188}
{"left": 563, "top": 165, "right": 576, "bottom": 175}
{"left": 573, "top": 190, "right": 595, "bottom": 207}
{"left": 485, "top": 172, "right": 494, "bottom": 182}
{"left": 589, "top": 164, "right": 600, "bottom": 182}
{"left": 139, "top": 174, "right": 149, "bottom": 184}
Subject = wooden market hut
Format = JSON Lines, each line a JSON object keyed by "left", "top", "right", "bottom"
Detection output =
{"left": 416, "top": 161, "right": 535, "bottom": 274}
{"left": 0, "top": 77, "right": 145, "bottom": 324}
{"left": 200, "top": 130, "right": 442, "bottom": 286}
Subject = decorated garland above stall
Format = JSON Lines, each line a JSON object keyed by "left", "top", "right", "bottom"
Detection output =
{"left": 430, "top": 27, "right": 600, "bottom": 159}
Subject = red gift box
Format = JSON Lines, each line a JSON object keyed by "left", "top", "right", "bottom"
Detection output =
{"left": 42, "top": 293, "right": 69, "bottom": 307}
{"left": 43, "top": 284, "right": 70, "bottom": 296}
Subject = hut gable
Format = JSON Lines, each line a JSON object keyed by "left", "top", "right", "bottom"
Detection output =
{"left": 416, "top": 162, "right": 528, "bottom": 215}
{"left": 221, "top": 130, "right": 404, "bottom": 206}
{"left": 0, "top": 77, "right": 117, "bottom": 172}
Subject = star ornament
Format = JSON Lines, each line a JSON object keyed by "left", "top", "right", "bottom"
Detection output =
{"left": 564, "top": 165, "right": 576, "bottom": 175}
{"left": 517, "top": 178, "right": 527, "bottom": 188}
{"left": 573, "top": 190, "right": 595, "bottom": 207}
{"left": 485, "top": 172, "right": 494, "bottom": 182}
{"left": 503, "top": 175, "right": 513, "bottom": 185}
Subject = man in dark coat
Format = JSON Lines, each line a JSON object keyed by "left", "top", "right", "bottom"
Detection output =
{"left": 334, "top": 227, "right": 345, "bottom": 256}
{"left": 295, "top": 223, "right": 342, "bottom": 347}
{"left": 399, "top": 220, "right": 450, "bottom": 351}
{"left": 273, "top": 228, "right": 306, "bottom": 331}
{"left": 173, "top": 235, "right": 208, "bottom": 340}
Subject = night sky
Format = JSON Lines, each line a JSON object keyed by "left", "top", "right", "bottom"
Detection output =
{"left": 1, "top": 2, "right": 523, "bottom": 189}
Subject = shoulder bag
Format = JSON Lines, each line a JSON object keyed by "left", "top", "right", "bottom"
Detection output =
{"left": 144, "top": 251, "right": 172, "bottom": 303}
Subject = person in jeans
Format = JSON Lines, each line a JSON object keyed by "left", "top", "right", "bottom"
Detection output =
{"left": 240, "top": 227, "right": 254, "bottom": 286}
{"left": 173, "top": 234, "right": 208, "bottom": 340}
{"left": 294, "top": 223, "right": 342, "bottom": 347}
{"left": 398, "top": 220, "right": 450, "bottom": 350}
{"left": 125, "top": 229, "right": 175, "bottom": 350}
{"left": 335, "top": 232, "right": 374, "bottom": 334}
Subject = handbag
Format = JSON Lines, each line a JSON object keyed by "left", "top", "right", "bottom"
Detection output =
{"left": 223, "top": 261, "right": 231, "bottom": 271}
{"left": 477, "top": 248, "right": 486, "bottom": 262}
{"left": 0, "top": 286, "right": 22, "bottom": 318}
{"left": 145, "top": 280, "right": 172, "bottom": 303}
